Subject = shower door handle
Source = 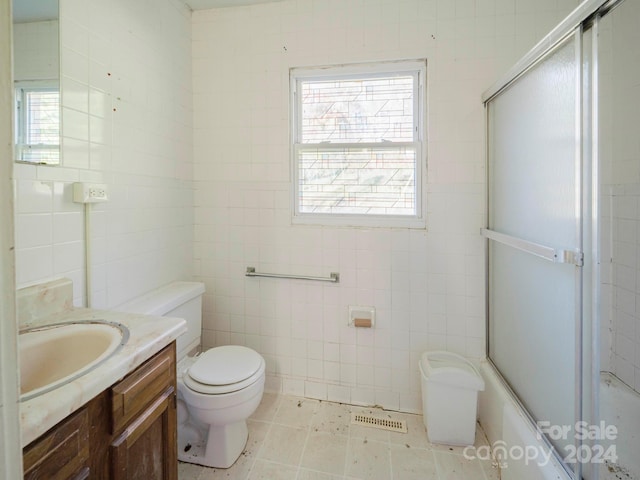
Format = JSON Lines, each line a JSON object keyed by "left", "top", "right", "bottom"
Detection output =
{"left": 557, "top": 249, "right": 584, "bottom": 266}
{"left": 481, "top": 228, "right": 583, "bottom": 266}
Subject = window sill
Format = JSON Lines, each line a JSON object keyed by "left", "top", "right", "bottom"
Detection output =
{"left": 291, "top": 213, "right": 426, "bottom": 229}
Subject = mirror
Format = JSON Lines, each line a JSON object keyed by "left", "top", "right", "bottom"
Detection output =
{"left": 12, "top": 0, "right": 60, "bottom": 165}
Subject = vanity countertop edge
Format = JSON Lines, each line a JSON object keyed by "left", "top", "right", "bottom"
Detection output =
{"left": 19, "top": 307, "right": 187, "bottom": 447}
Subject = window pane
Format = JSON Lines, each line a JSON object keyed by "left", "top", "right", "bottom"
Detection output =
{"left": 25, "top": 89, "right": 59, "bottom": 145}
{"left": 298, "top": 145, "right": 416, "bottom": 215}
{"left": 300, "top": 76, "right": 414, "bottom": 143}
{"left": 16, "top": 87, "right": 60, "bottom": 163}
{"left": 19, "top": 144, "right": 60, "bottom": 163}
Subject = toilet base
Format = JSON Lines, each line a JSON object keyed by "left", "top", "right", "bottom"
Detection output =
{"left": 178, "top": 420, "right": 248, "bottom": 468}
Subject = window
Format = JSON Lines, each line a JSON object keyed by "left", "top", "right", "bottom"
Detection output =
{"left": 291, "top": 60, "right": 426, "bottom": 228}
{"left": 15, "top": 82, "right": 60, "bottom": 164}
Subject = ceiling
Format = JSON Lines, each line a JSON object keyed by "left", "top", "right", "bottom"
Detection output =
{"left": 185, "top": 0, "right": 284, "bottom": 9}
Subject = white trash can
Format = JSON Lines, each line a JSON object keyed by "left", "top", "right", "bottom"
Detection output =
{"left": 419, "top": 351, "right": 485, "bottom": 446}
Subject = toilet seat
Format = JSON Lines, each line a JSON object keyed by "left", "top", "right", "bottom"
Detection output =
{"left": 184, "top": 345, "right": 265, "bottom": 395}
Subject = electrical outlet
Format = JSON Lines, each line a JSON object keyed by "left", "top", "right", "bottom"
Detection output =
{"left": 73, "top": 183, "right": 109, "bottom": 203}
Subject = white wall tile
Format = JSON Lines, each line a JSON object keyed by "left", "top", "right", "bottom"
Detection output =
{"left": 304, "top": 381, "right": 327, "bottom": 400}
{"left": 16, "top": 214, "right": 53, "bottom": 249}
{"left": 12, "top": 0, "right": 584, "bottom": 410}
{"left": 600, "top": 15, "right": 640, "bottom": 393}
{"left": 14, "top": 0, "right": 194, "bottom": 309}
{"left": 188, "top": 0, "right": 568, "bottom": 402}
{"left": 327, "top": 384, "right": 351, "bottom": 404}
{"left": 15, "top": 181, "right": 53, "bottom": 214}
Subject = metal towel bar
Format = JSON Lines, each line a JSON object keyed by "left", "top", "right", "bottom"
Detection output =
{"left": 245, "top": 267, "right": 340, "bottom": 283}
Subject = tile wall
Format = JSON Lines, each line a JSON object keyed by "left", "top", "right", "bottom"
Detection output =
{"left": 600, "top": 8, "right": 640, "bottom": 394}
{"left": 13, "top": 19, "right": 59, "bottom": 81}
{"left": 10, "top": 0, "right": 587, "bottom": 410}
{"left": 13, "top": 0, "right": 194, "bottom": 308}
{"left": 192, "top": 0, "right": 579, "bottom": 412}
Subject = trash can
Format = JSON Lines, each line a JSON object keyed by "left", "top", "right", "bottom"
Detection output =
{"left": 419, "top": 351, "right": 485, "bottom": 446}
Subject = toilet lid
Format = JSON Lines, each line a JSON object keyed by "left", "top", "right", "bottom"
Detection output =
{"left": 184, "top": 363, "right": 264, "bottom": 394}
{"left": 187, "top": 345, "right": 264, "bottom": 386}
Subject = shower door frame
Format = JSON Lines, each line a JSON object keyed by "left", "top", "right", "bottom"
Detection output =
{"left": 483, "top": 1, "right": 624, "bottom": 479}
{"left": 483, "top": 29, "right": 585, "bottom": 478}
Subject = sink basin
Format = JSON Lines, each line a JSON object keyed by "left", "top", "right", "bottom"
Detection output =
{"left": 19, "top": 320, "right": 129, "bottom": 401}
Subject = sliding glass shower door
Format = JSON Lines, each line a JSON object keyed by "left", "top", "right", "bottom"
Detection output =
{"left": 486, "top": 32, "right": 582, "bottom": 463}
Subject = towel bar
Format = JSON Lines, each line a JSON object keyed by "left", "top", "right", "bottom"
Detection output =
{"left": 245, "top": 267, "right": 340, "bottom": 283}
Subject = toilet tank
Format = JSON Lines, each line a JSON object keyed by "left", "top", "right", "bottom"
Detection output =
{"left": 116, "top": 282, "right": 205, "bottom": 360}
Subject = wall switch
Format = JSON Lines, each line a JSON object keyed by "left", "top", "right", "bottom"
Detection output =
{"left": 73, "top": 182, "right": 109, "bottom": 203}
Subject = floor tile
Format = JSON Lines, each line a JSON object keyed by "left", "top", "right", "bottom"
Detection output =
{"left": 258, "top": 423, "right": 308, "bottom": 466}
{"left": 273, "top": 396, "right": 320, "bottom": 428}
{"left": 480, "top": 457, "right": 501, "bottom": 480}
{"left": 433, "top": 450, "right": 486, "bottom": 480}
{"left": 178, "top": 392, "right": 502, "bottom": 480}
{"left": 388, "top": 412, "right": 430, "bottom": 449}
{"left": 311, "top": 401, "right": 351, "bottom": 435}
{"left": 247, "top": 459, "right": 298, "bottom": 480}
{"left": 300, "top": 432, "right": 348, "bottom": 475}
{"left": 345, "top": 437, "right": 391, "bottom": 480}
{"left": 389, "top": 444, "right": 438, "bottom": 480}
{"left": 297, "top": 469, "right": 343, "bottom": 480}
{"left": 178, "top": 461, "right": 202, "bottom": 480}
{"left": 194, "top": 456, "right": 249, "bottom": 480}
{"left": 428, "top": 422, "right": 487, "bottom": 455}
{"left": 197, "top": 462, "right": 248, "bottom": 480}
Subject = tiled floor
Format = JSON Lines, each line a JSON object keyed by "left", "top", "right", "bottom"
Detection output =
{"left": 178, "top": 393, "right": 501, "bottom": 480}
{"left": 600, "top": 462, "right": 639, "bottom": 480}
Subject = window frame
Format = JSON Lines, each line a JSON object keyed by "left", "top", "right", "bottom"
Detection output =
{"left": 290, "top": 60, "right": 427, "bottom": 229}
{"left": 14, "top": 80, "right": 61, "bottom": 165}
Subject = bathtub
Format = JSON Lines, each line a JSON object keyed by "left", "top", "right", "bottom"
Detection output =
{"left": 599, "top": 373, "right": 640, "bottom": 480}
{"left": 478, "top": 360, "right": 571, "bottom": 480}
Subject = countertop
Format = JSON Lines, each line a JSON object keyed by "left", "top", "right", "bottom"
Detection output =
{"left": 19, "top": 307, "right": 186, "bottom": 447}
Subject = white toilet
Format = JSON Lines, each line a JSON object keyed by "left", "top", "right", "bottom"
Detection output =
{"left": 117, "top": 281, "right": 265, "bottom": 468}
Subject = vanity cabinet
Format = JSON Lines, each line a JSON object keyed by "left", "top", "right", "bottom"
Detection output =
{"left": 23, "top": 407, "right": 90, "bottom": 480}
{"left": 109, "top": 343, "right": 177, "bottom": 480}
{"left": 23, "top": 343, "right": 177, "bottom": 480}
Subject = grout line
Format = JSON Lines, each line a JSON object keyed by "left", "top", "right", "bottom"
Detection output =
{"left": 242, "top": 431, "right": 261, "bottom": 480}
{"left": 245, "top": 393, "right": 284, "bottom": 479}
{"left": 384, "top": 414, "right": 393, "bottom": 479}
{"left": 294, "top": 399, "right": 317, "bottom": 479}
{"left": 343, "top": 403, "right": 354, "bottom": 480}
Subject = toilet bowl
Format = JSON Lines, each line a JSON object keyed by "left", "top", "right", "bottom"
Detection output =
{"left": 116, "top": 282, "right": 265, "bottom": 468}
{"left": 176, "top": 345, "right": 265, "bottom": 468}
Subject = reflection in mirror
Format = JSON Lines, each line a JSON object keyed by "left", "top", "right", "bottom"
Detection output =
{"left": 12, "top": 0, "right": 60, "bottom": 165}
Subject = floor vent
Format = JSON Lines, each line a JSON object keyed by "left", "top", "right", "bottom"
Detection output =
{"left": 350, "top": 412, "right": 407, "bottom": 433}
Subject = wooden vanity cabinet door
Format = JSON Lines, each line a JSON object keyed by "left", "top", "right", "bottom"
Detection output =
{"left": 23, "top": 407, "right": 90, "bottom": 480}
{"left": 110, "top": 387, "right": 177, "bottom": 480}
{"left": 109, "top": 343, "right": 178, "bottom": 480}
{"left": 111, "top": 344, "right": 175, "bottom": 434}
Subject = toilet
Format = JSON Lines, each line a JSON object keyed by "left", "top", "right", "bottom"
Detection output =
{"left": 116, "top": 281, "right": 265, "bottom": 468}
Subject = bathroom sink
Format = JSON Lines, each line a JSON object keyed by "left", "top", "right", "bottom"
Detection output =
{"left": 19, "top": 320, "right": 129, "bottom": 401}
